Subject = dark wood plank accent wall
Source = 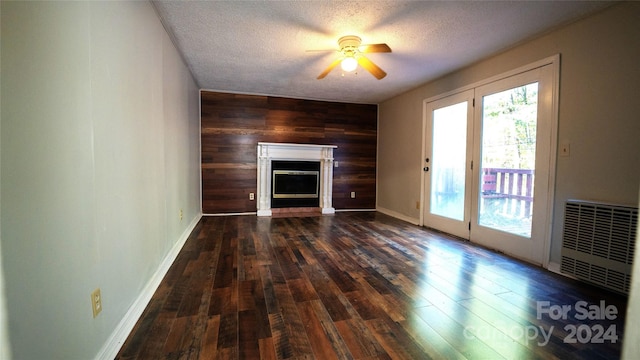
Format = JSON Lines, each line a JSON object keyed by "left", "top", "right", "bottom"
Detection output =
{"left": 201, "top": 91, "right": 378, "bottom": 214}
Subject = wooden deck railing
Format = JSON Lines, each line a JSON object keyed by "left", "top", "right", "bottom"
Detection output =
{"left": 482, "top": 167, "right": 534, "bottom": 217}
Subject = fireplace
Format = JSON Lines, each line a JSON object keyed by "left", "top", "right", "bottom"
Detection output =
{"left": 257, "top": 142, "right": 336, "bottom": 216}
{"left": 271, "top": 161, "right": 320, "bottom": 208}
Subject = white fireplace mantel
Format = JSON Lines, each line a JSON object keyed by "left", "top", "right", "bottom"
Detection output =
{"left": 257, "top": 142, "right": 337, "bottom": 216}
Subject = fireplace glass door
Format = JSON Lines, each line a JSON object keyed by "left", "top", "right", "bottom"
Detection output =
{"left": 273, "top": 170, "right": 319, "bottom": 198}
{"left": 271, "top": 160, "right": 321, "bottom": 208}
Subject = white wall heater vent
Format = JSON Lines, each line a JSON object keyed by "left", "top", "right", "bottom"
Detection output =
{"left": 560, "top": 200, "right": 638, "bottom": 294}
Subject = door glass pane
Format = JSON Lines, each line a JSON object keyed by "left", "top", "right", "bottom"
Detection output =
{"left": 431, "top": 101, "right": 467, "bottom": 221}
{"left": 478, "top": 83, "right": 538, "bottom": 237}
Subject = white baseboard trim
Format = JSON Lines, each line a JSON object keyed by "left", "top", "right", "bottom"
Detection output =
{"left": 204, "top": 212, "right": 257, "bottom": 217}
{"left": 376, "top": 206, "right": 420, "bottom": 225}
{"left": 547, "top": 261, "right": 578, "bottom": 280}
{"left": 95, "top": 214, "right": 202, "bottom": 360}
{"left": 547, "top": 261, "right": 561, "bottom": 274}
{"left": 334, "top": 208, "right": 376, "bottom": 213}
{"left": 204, "top": 210, "right": 379, "bottom": 217}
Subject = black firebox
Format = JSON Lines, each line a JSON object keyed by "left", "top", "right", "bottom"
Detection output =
{"left": 271, "top": 160, "right": 320, "bottom": 208}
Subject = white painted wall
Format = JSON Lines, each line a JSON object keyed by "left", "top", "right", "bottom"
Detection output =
{"left": 0, "top": 242, "right": 9, "bottom": 359}
{"left": 377, "top": 2, "right": 640, "bottom": 265}
{"left": 0, "top": 1, "right": 201, "bottom": 359}
{"left": 0, "top": 4, "right": 10, "bottom": 358}
{"left": 622, "top": 188, "right": 640, "bottom": 359}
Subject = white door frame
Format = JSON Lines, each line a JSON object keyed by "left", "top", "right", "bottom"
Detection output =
{"left": 420, "top": 55, "right": 560, "bottom": 268}
{"left": 422, "top": 90, "right": 474, "bottom": 239}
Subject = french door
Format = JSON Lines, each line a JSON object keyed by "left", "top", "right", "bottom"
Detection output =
{"left": 422, "top": 63, "right": 556, "bottom": 265}
{"left": 423, "top": 90, "right": 474, "bottom": 239}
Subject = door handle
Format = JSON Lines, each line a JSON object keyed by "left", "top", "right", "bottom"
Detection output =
{"left": 423, "top": 166, "right": 429, "bottom": 172}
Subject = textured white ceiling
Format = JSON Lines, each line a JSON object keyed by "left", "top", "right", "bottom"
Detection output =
{"left": 153, "top": 0, "right": 613, "bottom": 104}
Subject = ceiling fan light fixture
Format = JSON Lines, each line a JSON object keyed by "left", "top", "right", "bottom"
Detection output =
{"left": 341, "top": 56, "right": 358, "bottom": 72}
{"left": 312, "top": 35, "right": 390, "bottom": 80}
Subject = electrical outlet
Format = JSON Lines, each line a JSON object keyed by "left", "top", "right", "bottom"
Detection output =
{"left": 249, "top": 192, "right": 255, "bottom": 200}
{"left": 334, "top": 161, "right": 339, "bottom": 168}
{"left": 91, "top": 288, "right": 102, "bottom": 318}
{"left": 179, "top": 209, "right": 183, "bottom": 221}
{"left": 350, "top": 192, "right": 356, "bottom": 199}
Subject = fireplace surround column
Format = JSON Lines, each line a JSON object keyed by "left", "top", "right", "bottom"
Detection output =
{"left": 320, "top": 147, "right": 334, "bottom": 214}
{"left": 257, "top": 144, "right": 272, "bottom": 216}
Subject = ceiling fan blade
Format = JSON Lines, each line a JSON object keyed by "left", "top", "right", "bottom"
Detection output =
{"left": 357, "top": 55, "right": 387, "bottom": 80}
{"left": 317, "top": 58, "right": 343, "bottom": 79}
{"left": 360, "top": 43, "right": 391, "bottom": 53}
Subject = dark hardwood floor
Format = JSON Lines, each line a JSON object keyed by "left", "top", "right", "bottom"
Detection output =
{"left": 116, "top": 212, "right": 627, "bottom": 359}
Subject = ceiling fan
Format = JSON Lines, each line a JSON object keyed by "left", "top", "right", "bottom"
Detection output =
{"left": 309, "top": 35, "right": 391, "bottom": 80}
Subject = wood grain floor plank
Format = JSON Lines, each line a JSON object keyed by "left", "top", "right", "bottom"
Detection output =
{"left": 217, "top": 312, "right": 238, "bottom": 350}
{"left": 272, "top": 283, "right": 315, "bottom": 357}
{"left": 414, "top": 305, "right": 506, "bottom": 359}
{"left": 295, "top": 300, "right": 347, "bottom": 360}
{"left": 116, "top": 213, "right": 627, "bottom": 359}
{"left": 258, "top": 265, "right": 280, "bottom": 316}
{"left": 258, "top": 337, "right": 277, "bottom": 360}
{"left": 333, "top": 318, "right": 390, "bottom": 359}
{"left": 353, "top": 276, "right": 406, "bottom": 322}
{"left": 208, "top": 286, "right": 236, "bottom": 316}
{"left": 267, "top": 312, "right": 294, "bottom": 359}
{"left": 272, "top": 246, "right": 302, "bottom": 280}
{"left": 116, "top": 299, "right": 163, "bottom": 359}
{"left": 238, "top": 310, "right": 261, "bottom": 359}
{"left": 162, "top": 316, "right": 190, "bottom": 357}
{"left": 198, "top": 316, "right": 220, "bottom": 360}
{"left": 286, "top": 277, "right": 320, "bottom": 303}
{"left": 134, "top": 317, "right": 175, "bottom": 359}
{"left": 315, "top": 252, "right": 359, "bottom": 293}
{"left": 301, "top": 262, "right": 352, "bottom": 322}
{"left": 365, "top": 317, "right": 432, "bottom": 360}
{"left": 399, "top": 309, "right": 468, "bottom": 360}
{"left": 457, "top": 297, "right": 577, "bottom": 359}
